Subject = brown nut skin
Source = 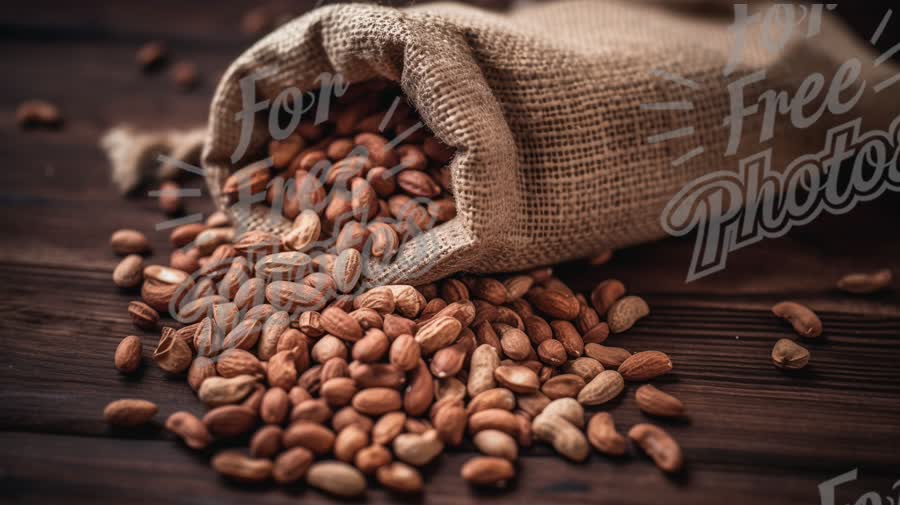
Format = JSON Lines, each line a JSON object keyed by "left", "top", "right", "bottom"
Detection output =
{"left": 165, "top": 411, "right": 210, "bottom": 450}
{"left": 771, "top": 338, "right": 811, "bottom": 370}
{"left": 460, "top": 456, "right": 515, "bottom": 487}
{"left": 628, "top": 423, "right": 684, "bottom": 473}
{"left": 104, "top": 399, "right": 158, "bottom": 427}
{"left": 586, "top": 413, "right": 626, "bottom": 456}
{"left": 114, "top": 335, "right": 143, "bottom": 373}
{"left": 771, "top": 301, "right": 822, "bottom": 339}
{"left": 836, "top": 269, "right": 892, "bottom": 294}
{"left": 273, "top": 447, "right": 314, "bottom": 484}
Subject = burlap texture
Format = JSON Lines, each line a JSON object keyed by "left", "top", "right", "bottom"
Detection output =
{"left": 203, "top": 0, "right": 898, "bottom": 286}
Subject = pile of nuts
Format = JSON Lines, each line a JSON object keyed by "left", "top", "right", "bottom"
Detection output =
{"left": 108, "top": 219, "right": 688, "bottom": 495}
{"left": 102, "top": 78, "right": 893, "bottom": 496}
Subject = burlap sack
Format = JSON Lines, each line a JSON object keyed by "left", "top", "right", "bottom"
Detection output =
{"left": 203, "top": 0, "right": 898, "bottom": 286}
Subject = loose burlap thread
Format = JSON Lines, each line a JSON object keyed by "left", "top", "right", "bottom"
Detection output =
{"left": 203, "top": 0, "right": 898, "bottom": 286}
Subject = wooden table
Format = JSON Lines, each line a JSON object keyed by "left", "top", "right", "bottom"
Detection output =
{"left": 1, "top": 2, "right": 898, "bottom": 504}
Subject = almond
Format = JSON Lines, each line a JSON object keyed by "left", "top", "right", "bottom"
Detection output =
{"left": 590, "top": 279, "right": 625, "bottom": 315}
{"left": 321, "top": 306, "right": 364, "bottom": 342}
{"left": 114, "top": 335, "right": 142, "bottom": 373}
{"left": 583, "top": 343, "right": 631, "bottom": 368}
{"left": 113, "top": 254, "right": 144, "bottom": 288}
{"left": 618, "top": 351, "right": 673, "bottom": 381}
{"left": 460, "top": 457, "right": 515, "bottom": 486}
{"left": 415, "top": 315, "right": 462, "bottom": 355}
{"left": 527, "top": 288, "right": 580, "bottom": 320}
{"left": 103, "top": 398, "right": 158, "bottom": 427}
{"left": 110, "top": 229, "right": 150, "bottom": 255}
{"left": 332, "top": 248, "right": 362, "bottom": 293}
{"left": 562, "top": 357, "right": 605, "bottom": 381}
{"left": 550, "top": 320, "right": 584, "bottom": 357}
{"left": 495, "top": 324, "right": 531, "bottom": 360}
{"left": 635, "top": 384, "right": 685, "bottom": 417}
{"left": 389, "top": 334, "right": 420, "bottom": 371}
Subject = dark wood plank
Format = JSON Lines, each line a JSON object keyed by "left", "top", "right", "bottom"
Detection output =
{"left": 1, "top": 262, "right": 898, "bottom": 468}
{"left": 1, "top": 431, "right": 897, "bottom": 505}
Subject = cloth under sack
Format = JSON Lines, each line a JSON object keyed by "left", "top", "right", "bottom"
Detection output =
{"left": 203, "top": 0, "right": 899, "bottom": 285}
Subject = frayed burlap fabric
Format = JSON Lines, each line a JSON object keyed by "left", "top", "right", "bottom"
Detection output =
{"left": 203, "top": 0, "right": 898, "bottom": 285}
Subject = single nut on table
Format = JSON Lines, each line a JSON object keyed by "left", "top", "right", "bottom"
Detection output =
{"left": 376, "top": 462, "right": 424, "bottom": 494}
{"left": 617, "top": 351, "right": 673, "bottom": 381}
{"left": 114, "top": 335, "right": 143, "bottom": 373}
{"left": 628, "top": 423, "right": 684, "bottom": 473}
{"left": 165, "top": 411, "right": 210, "bottom": 450}
{"left": 136, "top": 40, "right": 167, "bottom": 69}
{"left": 606, "top": 295, "right": 649, "bottom": 333}
{"left": 836, "top": 269, "right": 893, "bottom": 294}
{"left": 113, "top": 254, "right": 144, "bottom": 288}
{"left": 110, "top": 229, "right": 150, "bottom": 255}
{"left": 771, "top": 338, "right": 810, "bottom": 370}
{"left": 306, "top": 461, "right": 367, "bottom": 497}
{"left": 771, "top": 301, "right": 823, "bottom": 339}
{"left": 16, "top": 99, "right": 62, "bottom": 128}
{"left": 586, "top": 412, "right": 626, "bottom": 456}
{"left": 460, "top": 456, "right": 515, "bottom": 487}
{"left": 103, "top": 398, "right": 158, "bottom": 427}
{"left": 635, "top": 384, "right": 685, "bottom": 417}
{"left": 211, "top": 451, "right": 272, "bottom": 483}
